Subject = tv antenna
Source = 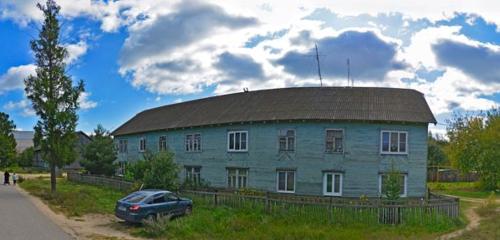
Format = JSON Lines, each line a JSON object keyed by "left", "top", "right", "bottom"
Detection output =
{"left": 347, "top": 58, "right": 352, "bottom": 87}
{"left": 315, "top": 43, "right": 323, "bottom": 87}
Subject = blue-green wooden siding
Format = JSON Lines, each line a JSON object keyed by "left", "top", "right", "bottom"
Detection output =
{"left": 114, "top": 122, "right": 428, "bottom": 197}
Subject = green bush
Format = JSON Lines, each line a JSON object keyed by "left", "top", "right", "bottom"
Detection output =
{"left": 125, "top": 151, "right": 179, "bottom": 190}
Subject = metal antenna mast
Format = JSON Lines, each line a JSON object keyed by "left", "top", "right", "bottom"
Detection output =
{"left": 315, "top": 43, "right": 323, "bottom": 87}
{"left": 347, "top": 58, "right": 351, "bottom": 86}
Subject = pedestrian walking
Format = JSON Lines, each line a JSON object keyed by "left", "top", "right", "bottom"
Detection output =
{"left": 3, "top": 171, "right": 10, "bottom": 185}
{"left": 12, "top": 173, "right": 18, "bottom": 185}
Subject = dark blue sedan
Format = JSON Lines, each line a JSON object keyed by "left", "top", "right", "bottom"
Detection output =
{"left": 115, "top": 190, "right": 193, "bottom": 223}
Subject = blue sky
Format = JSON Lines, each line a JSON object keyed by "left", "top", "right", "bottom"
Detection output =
{"left": 1, "top": 0, "right": 499, "bottom": 136}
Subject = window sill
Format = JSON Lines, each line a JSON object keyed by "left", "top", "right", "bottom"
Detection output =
{"left": 227, "top": 150, "right": 248, "bottom": 153}
{"left": 323, "top": 193, "right": 342, "bottom": 197}
{"left": 380, "top": 152, "right": 408, "bottom": 156}
{"left": 277, "top": 190, "right": 295, "bottom": 194}
{"left": 325, "top": 151, "right": 344, "bottom": 154}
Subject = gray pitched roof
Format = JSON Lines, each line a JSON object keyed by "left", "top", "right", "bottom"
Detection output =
{"left": 112, "top": 87, "right": 436, "bottom": 136}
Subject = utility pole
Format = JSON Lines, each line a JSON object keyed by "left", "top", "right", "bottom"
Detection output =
{"left": 315, "top": 43, "right": 323, "bottom": 87}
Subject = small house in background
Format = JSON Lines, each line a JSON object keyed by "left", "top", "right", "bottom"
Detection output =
{"left": 33, "top": 131, "right": 92, "bottom": 170}
{"left": 12, "top": 131, "right": 34, "bottom": 153}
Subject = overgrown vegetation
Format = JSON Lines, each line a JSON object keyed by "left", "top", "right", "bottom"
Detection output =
{"left": 129, "top": 197, "right": 463, "bottom": 240}
{"left": 20, "top": 177, "right": 124, "bottom": 217}
{"left": 446, "top": 109, "right": 500, "bottom": 190}
{"left": 124, "top": 151, "right": 179, "bottom": 190}
{"left": 81, "top": 125, "right": 117, "bottom": 176}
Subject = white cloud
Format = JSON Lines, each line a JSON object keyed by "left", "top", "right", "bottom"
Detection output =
{"left": 3, "top": 99, "right": 36, "bottom": 117}
{"left": 2, "top": 0, "right": 500, "bottom": 129}
{"left": 78, "top": 92, "right": 97, "bottom": 110}
{"left": 0, "top": 64, "right": 36, "bottom": 93}
{"left": 64, "top": 41, "right": 88, "bottom": 64}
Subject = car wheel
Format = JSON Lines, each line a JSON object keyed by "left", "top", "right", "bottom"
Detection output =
{"left": 144, "top": 214, "right": 157, "bottom": 223}
{"left": 185, "top": 206, "right": 192, "bottom": 215}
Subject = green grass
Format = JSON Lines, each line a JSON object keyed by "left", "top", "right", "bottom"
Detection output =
{"left": 128, "top": 197, "right": 463, "bottom": 240}
{"left": 0, "top": 166, "right": 49, "bottom": 174}
{"left": 19, "top": 177, "right": 126, "bottom": 217}
{"left": 19, "top": 179, "right": 466, "bottom": 239}
{"left": 428, "top": 182, "right": 499, "bottom": 199}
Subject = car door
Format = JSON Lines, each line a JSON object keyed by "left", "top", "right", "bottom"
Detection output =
{"left": 164, "top": 193, "right": 181, "bottom": 216}
{"left": 148, "top": 193, "right": 169, "bottom": 217}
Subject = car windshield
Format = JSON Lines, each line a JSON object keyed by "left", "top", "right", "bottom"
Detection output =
{"left": 123, "top": 192, "right": 149, "bottom": 203}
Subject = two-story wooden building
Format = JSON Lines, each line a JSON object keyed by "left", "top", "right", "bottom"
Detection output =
{"left": 112, "top": 87, "right": 436, "bottom": 197}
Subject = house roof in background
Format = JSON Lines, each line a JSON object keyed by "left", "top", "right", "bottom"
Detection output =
{"left": 13, "top": 131, "right": 34, "bottom": 153}
{"left": 112, "top": 87, "right": 437, "bottom": 136}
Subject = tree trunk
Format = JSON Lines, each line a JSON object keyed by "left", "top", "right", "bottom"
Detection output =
{"left": 50, "top": 162, "right": 57, "bottom": 193}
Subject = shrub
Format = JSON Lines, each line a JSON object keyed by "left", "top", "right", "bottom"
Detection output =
{"left": 125, "top": 150, "right": 180, "bottom": 190}
{"left": 384, "top": 163, "right": 403, "bottom": 201}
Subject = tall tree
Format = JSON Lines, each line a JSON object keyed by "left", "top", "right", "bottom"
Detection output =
{"left": 81, "top": 125, "right": 117, "bottom": 176}
{"left": 0, "top": 112, "right": 17, "bottom": 167}
{"left": 427, "top": 133, "right": 448, "bottom": 167}
{"left": 447, "top": 110, "right": 500, "bottom": 190}
{"left": 25, "top": 0, "right": 84, "bottom": 192}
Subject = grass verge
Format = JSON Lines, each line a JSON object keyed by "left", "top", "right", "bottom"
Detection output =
{"left": 128, "top": 197, "right": 463, "bottom": 240}
{"left": 19, "top": 177, "right": 125, "bottom": 217}
{"left": 428, "top": 182, "right": 499, "bottom": 199}
{"left": 19, "top": 179, "right": 466, "bottom": 239}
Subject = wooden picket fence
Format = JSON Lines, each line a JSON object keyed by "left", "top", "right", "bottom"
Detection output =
{"left": 67, "top": 171, "right": 133, "bottom": 191}
{"left": 180, "top": 190, "right": 459, "bottom": 225}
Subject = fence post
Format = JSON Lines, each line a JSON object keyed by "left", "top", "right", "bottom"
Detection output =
{"left": 328, "top": 196, "right": 333, "bottom": 223}
{"left": 265, "top": 191, "right": 270, "bottom": 213}
{"left": 214, "top": 189, "right": 218, "bottom": 206}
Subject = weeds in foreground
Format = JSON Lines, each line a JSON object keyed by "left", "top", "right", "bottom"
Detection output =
{"left": 131, "top": 198, "right": 463, "bottom": 240}
{"left": 142, "top": 215, "right": 173, "bottom": 238}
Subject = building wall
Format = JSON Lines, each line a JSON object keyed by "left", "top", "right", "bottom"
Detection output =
{"left": 115, "top": 121, "right": 429, "bottom": 197}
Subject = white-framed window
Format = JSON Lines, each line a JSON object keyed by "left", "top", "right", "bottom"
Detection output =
{"left": 118, "top": 139, "right": 128, "bottom": 153}
{"left": 278, "top": 129, "right": 295, "bottom": 152}
{"left": 185, "top": 133, "right": 201, "bottom": 152}
{"left": 185, "top": 166, "right": 201, "bottom": 185}
{"left": 227, "top": 131, "right": 248, "bottom": 152}
{"left": 139, "top": 137, "right": 146, "bottom": 152}
{"left": 117, "top": 161, "right": 126, "bottom": 175}
{"left": 227, "top": 168, "right": 248, "bottom": 189}
{"left": 326, "top": 129, "right": 343, "bottom": 153}
{"left": 323, "top": 172, "right": 343, "bottom": 196}
{"left": 379, "top": 173, "right": 407, "bottom": 197}
{"left": 380, "top": 130, "right": 408, "bottom": 154}
{"left": 276, "top": 170, "right": 295, "bottom": 193}
{"left": 158, "top": 136, "right": 167, "bottom": 151}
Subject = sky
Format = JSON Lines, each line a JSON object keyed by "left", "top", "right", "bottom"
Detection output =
{"left": 1, "top": 0, "right": 500, "bottom": 136}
